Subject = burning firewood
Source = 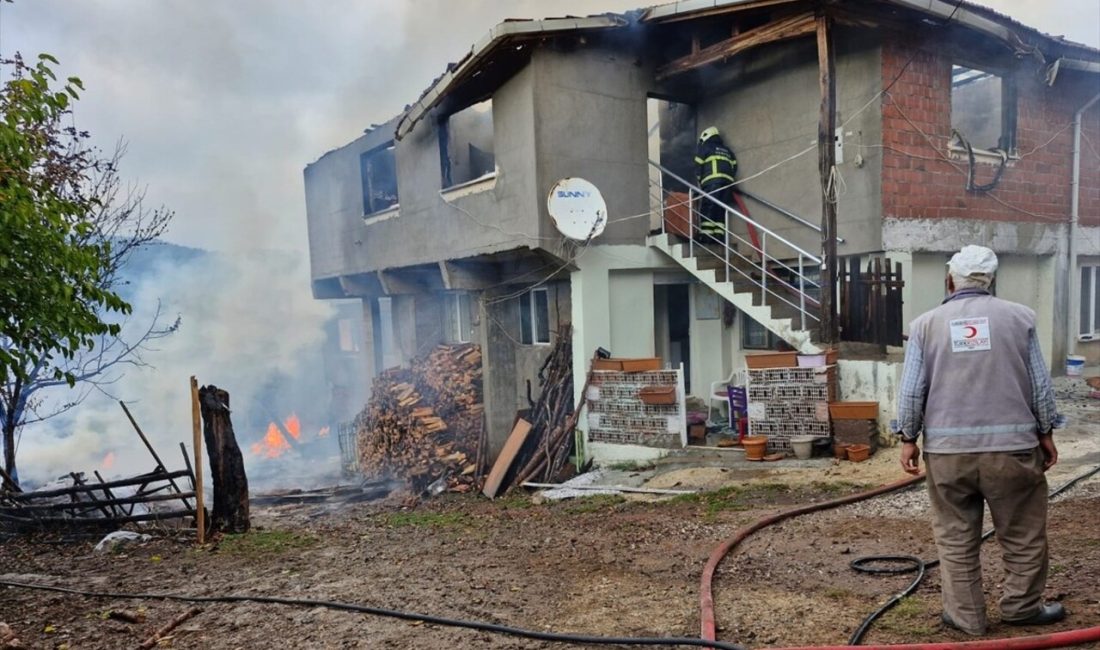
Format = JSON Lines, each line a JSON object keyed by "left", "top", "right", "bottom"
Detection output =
{"left": 355, "top": 343, "right": 483, "bottom": 493}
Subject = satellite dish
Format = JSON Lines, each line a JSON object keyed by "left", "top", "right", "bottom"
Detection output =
{"left": 547, "top": 178, "right": 607, "bottom": 241}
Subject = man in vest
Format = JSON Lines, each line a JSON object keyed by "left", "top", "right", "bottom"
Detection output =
{"left": 694, "top": 127, "right": 737, "bottom": 244}
{"left": 895, "top": 245, "right": 1063, "bottom": 636}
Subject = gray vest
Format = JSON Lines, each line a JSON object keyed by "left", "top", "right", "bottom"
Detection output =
{"left": 910, "top": 293, "right": 1039, "bottom": 454}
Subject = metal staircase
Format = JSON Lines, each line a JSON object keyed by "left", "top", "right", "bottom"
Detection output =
{"left": 646, "top": 160, "right": 823, "bottom": 354}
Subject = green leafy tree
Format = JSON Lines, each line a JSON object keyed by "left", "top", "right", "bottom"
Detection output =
{"left": 1, "top": 53, "right": 173, "bottom": 485}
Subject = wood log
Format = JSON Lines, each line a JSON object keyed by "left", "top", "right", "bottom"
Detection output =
{"left": 198, "top": 386, "right": 250, "bottom": 534}
{"left": 137, "top": 607, "right": 202, "bottom": 650}
{"left": 355, "top": 343, "right": 483, "bottom": 492}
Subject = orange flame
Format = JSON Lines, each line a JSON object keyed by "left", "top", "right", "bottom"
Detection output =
{"left": 317, "top": 426, "right": 331, "bottom": 438}
{"left": 101, "top": 451, "right": 116, "bottom": 471}
{"left": 284, "top": 413, "right": 301, "bottom": 440}
{"left": 251, "top": 422, "right": 291, "bottom": 459}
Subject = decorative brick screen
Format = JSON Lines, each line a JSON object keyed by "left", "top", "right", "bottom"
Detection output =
{"left": 586, "top": 369, "right": 686, "bottom": 448}
{"left": 747, "top": 366, "right": 837, "bottom": 452}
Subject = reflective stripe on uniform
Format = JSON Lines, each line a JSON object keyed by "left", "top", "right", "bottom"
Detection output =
{"left": 700, "top": 172, "right": 736, "bottom": 185}
{"left": 697, "top": 154, "right": 737, "bottom": 186}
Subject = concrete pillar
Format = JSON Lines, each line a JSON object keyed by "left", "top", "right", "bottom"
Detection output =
{"left": 571, "top": 261, "right": 612, "bottom": 411}
{"left": 393, "top": 295, "right": 417, "bottom": 364}
{"left": 360, "top": 298, "right": 377, "bottom": 402}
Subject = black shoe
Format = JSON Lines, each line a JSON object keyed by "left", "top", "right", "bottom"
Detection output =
{"left": 941, "top": 612, "right": 984, "bottom": 636}
{"left": 1003, "top": 603, "right": 1066, "bottom": 626}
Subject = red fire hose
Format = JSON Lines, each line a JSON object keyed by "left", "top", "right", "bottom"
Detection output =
{"left": 699, "top": 474, "right": 1100, "bottom": 650}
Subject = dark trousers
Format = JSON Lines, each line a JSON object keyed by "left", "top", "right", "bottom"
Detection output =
{"left": 925, "top": 448, "right": 1050, "bottom": 635}
{"left": 697, "top": 184, "right": 732, "bottom": 243}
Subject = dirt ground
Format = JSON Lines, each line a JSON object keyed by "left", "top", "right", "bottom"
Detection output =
{"left": 2, "top": 377, "right": 1099, "bottom": 650}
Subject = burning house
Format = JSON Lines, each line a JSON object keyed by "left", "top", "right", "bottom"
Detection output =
{"left": 304, "top": 0, "right": 1100, "bottom": 467}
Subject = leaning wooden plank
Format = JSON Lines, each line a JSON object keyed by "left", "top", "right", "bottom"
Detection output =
{"left": 481, "top": 418, "right": 533, "bottom": 499}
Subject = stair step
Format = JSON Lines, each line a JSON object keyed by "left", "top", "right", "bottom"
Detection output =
{"left": 648, "top": 233, "right": 821, "bottom": 352}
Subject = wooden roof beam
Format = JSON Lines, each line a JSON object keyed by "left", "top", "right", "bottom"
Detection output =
{"left": 656, "top": 12, "right": 816, "bottom": 81}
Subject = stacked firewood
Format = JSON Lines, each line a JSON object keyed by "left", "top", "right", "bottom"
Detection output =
{"left": 355, "top": 344, "right": 483, "bottom": 493}
{"left": 488, "top": 325, "right": 576, "bottom": 495}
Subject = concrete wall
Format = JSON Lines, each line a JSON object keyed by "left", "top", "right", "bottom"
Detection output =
{"left": 609, "top": 270, "right": 657, "bottom": 358}
{"left": 837, "top": 359, "right": 903, "bottom": 438}
{"left": 532, "top": 47, "right": 653, "bottom": 247}
{"left": 303, "top": 64, "right": 542, "bottom": 285}
{"left": 480, "top": 282, "right": 571, "bottom": 457}
{"left": 888, "top": 222, "right": 1065, "bottom": 370}
{"left": 690, "top": 29, "right": 884, "bottom": 257}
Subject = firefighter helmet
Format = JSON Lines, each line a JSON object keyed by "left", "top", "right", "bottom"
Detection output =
{"left": 700, "top": 126, "right": 720, "bottom": 142}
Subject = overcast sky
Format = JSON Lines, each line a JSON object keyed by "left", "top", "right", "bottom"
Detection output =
{"left": 3, "top": 0, "right": 1098, "bottom": 254}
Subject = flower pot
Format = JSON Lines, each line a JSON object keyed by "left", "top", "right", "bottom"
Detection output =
{"left": 639, "top": 385, "right": 677, "bottom": 405}
{"left": 745, "top": 352, "right": 798, "bottom": 369}
{"left": 742, "top": 435, "right": 768, "bottom": 460}
{"left": 847, "top": 444, "right": 871, "bottom": 463}
{"left": 829, "top": 401, "right": 879, "bottom": 420}
{"left": 791, "top": 435, "right": 815, "bottom": 460}
{"left": 833, "top": 443, "right": 850, "bottom": 460}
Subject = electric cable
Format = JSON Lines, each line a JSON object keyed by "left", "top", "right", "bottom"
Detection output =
{"left": 0, "top": 579, "right": 746, "bottom": 650}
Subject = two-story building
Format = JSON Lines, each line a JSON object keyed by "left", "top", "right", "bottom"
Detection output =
{"left": 304, "top": 0, "right": 1100, "bottom": 463}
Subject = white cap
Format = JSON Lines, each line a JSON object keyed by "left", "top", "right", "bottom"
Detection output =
{"left": 947, "top": 245, "right": 998, "bottom": 278}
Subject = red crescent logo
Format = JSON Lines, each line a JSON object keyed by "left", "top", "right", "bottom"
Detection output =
{"left": 964, "top": 325, "right": 978, "bottom": 338}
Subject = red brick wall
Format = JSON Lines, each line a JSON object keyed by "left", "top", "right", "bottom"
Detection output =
{"left": 881, "top": 38, "right": 1100, "bottom": 227}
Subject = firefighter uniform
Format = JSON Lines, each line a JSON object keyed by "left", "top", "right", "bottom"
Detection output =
{"left": 694, "top": 127, "right": 738, "bottom": 243}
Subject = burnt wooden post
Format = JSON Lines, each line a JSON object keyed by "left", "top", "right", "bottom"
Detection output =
{"left": 198, "top": 385, "right": 250, "bottom": 533}
{"left": 817, "top": 9, "right": 839, "bottom": 344}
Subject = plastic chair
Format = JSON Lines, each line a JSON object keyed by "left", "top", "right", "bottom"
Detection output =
{"left": 708, "top": 369, "right": 747, "bottom": 428}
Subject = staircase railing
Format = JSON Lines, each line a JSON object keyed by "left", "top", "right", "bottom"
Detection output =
{"left": 737, "top": 188, "right": 845, "bottom": 244}
{"left": 648, "top": 160, "right": 821, "bottom": 331}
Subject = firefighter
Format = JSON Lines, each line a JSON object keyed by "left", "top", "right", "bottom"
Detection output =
{"left": 694, "top": 126, "right": 738, "bottom": 244}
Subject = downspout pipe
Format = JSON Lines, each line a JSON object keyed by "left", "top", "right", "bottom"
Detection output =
{"left": 1066, "top": 92, "right": 1100, "bottom": 362}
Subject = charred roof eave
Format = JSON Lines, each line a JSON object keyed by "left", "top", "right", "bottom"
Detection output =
{"left": 394, "top": 14, "right": 631, "bottom": 141}
{"left": 642, "top": 0, "right": 1100, "bottom": 65}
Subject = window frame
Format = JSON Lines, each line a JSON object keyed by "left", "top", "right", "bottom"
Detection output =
{"left": 360, "top": 142, "right": 399, "bottom": 217}
{"left": 519, "top": 288, "right": 551, "bottom": 346}
{"left": 445, "top": 292, "right": 471, "bottom": 344}
{"left": 1081, "top": 265, "right": 1100, "bottom": 339}
{"left": 948, "top": 62, "right": 1018, "bottom": 160}
{"left": 740, "top": 314, "right": 779, "bottom": 351}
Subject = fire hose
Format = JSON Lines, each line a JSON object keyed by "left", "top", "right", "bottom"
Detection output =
{"left": 1, "top": 466, "right": 1098, "bottom": 649}
{"left": 700, "top": 464, "right": 1100, "bottom": 650}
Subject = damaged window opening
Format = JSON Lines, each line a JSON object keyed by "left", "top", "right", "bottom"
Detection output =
{"left": 360, "top": 143, "right": 398, "bottom": 215}
{"left": 520, "top": 288, "right": 550, "bottom": 345}
{"left": 445, "top": 293, "right": 472, "bottom": 344}
{"left": 950, "top": 64, "right": 1016, "bottom": 154}
{"left": 1081, "top": 266, "right": 1100, "bottom": 337}
{"left": 439, "top": 99, "right": 495, "bottom": 189}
